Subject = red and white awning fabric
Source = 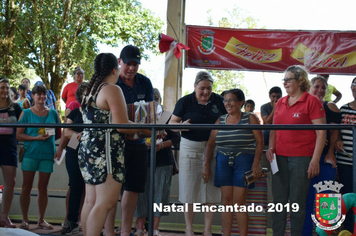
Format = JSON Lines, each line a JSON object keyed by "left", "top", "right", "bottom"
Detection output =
{"left": 185, "top": 25, "right": 356, "bottom": 75}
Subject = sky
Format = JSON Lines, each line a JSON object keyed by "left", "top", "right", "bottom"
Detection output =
{"left": 100, "top": 0, "right": 356, "bottom": 111}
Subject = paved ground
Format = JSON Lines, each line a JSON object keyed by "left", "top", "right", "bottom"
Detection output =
{"left": 2, "top": 222, "right": 187, "bottom": 236}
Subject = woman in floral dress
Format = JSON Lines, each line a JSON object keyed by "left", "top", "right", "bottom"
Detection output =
{"left": 79, "top": 53, "right": 148, "bottom": 236}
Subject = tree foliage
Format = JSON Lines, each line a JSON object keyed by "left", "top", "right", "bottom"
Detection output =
{"left": 0, "top": 0, "right": 25, "bottom": 77}
{"left": 211, "top": 70, "right": 245, "bottom": 96}
{"left": 0, "top": 0, "right": 163, "bottom": 109}
{"left": 207, "top": 7, "right": 260, "bottom": 97}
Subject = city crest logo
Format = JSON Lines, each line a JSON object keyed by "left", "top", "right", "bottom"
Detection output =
{"left": 198, "top": 30, "right": 216, "bottom": 55}
{"left": 311, "top": 181, "right": 346, "bottom": 231}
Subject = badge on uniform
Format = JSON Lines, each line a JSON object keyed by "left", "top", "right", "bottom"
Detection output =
{"left": 212, "top": 105, "right": 219, "bottom": 113}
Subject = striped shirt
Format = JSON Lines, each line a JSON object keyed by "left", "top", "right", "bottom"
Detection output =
{"left": 215, "top": 112, "right": 255, "bottom": 154}
{"left": 336, "top": 103, "right": 355, "bottom": 165}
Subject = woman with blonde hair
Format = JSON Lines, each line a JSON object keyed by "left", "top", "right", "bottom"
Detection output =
{"left": 169, "top": 71, "right": 226, "bottom": 236}
{"left": 302, "top": 75, "right": 341, "bottom": 235}
{"left": 266, "top": 65, "right": 326, "bottom": 236}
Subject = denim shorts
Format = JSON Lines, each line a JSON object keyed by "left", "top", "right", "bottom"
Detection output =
{"left": 21, "top": 157, "right": 54, "bottom": 173}
{"left": 214, "top": 152, "right": 255, "bottom": 188}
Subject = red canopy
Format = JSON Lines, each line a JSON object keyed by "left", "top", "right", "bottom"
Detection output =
{"left": 185, "top": 25, "right": 356, "bottom": 74}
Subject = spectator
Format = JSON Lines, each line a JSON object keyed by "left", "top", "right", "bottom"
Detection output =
{"left": 266, "top": 65, "right": 326, "bottom": 236}
{"left": 169, "top": 71, "right": 226, "bottom": 236}
{"left": 245, "top": 99, "right": 261, "bottom": 123}
{"left": 62, "top": 67, "right": 84, "bottom": 108}
{"left": 54, "top": 82, "right": 89, "bottom": 234}
{"left": 203, "top": 88, "right": 263, "bottom": 236}
{"left": 57, "top": 82, "right": 89, "bottom": 234}
{"left": 55, "top": 82, "right": 87, "bottom": 230}
{"left": 17, "top": 85, "right": 62, "bottom": 230}
{"left": 21, "top": 78, "right": 33, "bottom": 105}
{"left": 78, "top": 53, "right": 148, "bottom": 236}
{"left": 0, "top": 78, "right": 22, "bottom": 228}
{"left": 244, "top": 99, "right": 255, "bottom": 112}
{"left": 110, "top": 45, "right": 154, "bottom": 236}
{"left": 153, "top": 88, "right": 163, "bottom": 118}
{"left": 260, "top": 86, "right": 282, "bottom": 146}
{"left": 134, "top": 127, "right": 181, "bottom": 236}
{"left": 17, "top": 84, "right": 30, "bottom": 109}
{"left": 10, "top": 87, "right": 18, "bottom": 101}
{"left": 335, "top": 77, "right": 356, "bottom": 234}
{"left": 34, "top": 81, "right": 57, "bottom": 110}
{"left": 319, "top": 74, "right": 342, "bottom": 103}
{"left": 302, "top": 76, "right": 341, "bottom": 235}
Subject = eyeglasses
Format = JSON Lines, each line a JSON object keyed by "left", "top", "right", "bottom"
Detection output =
{"left": 76, "top": 73, "right": 84, "bottom": 75}
{"left": 223, "top": 99, "right": 238, "bottom": 103}
{"left": 282, "top": 77, "right": 295, "bottom": 83}
{"left": 351, "top": 83, "right": 356, "bottom": 87}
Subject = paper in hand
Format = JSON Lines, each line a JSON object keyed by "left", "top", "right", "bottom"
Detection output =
{"left": 67, "top": 133, "right": 80, "bottom": 150}
{"left": 55, "top": 149, "right": 66, "bottom": 165}
{"left": 157, "top": 111, "right": 172, "bottom": 124}
{"left": 45, "top": 128, "right": 55, "bottom": 136}
{"left": 270, "top": 153, "right": 279, "bottom": 175}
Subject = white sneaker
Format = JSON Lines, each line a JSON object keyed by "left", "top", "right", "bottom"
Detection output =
{"left": 153, "top": 229, "right": 161, "bottom": 236}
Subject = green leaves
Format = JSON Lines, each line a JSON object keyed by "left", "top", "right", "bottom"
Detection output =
{"left": 0, "top": 0, "right": 163, "bottom": 104}
{"left": 207, "top": 6, "right": 259, "bottom": 96}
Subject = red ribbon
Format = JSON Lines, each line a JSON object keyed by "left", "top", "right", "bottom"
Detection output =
{"left": 159, "top": 33, "right": 189, "bottom": 59}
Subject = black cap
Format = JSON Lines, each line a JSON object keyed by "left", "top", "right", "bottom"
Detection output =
{"left": 120, "top": 45, "right": 141, "bottom": 64}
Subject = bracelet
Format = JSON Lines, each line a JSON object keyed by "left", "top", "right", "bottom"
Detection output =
{"left": 163, "top": 142, "right": 166, "bottom": 148}
{"left": 269, "top": 147, "right": 274, "bottom": 150}
{"left": 160, "top": 142, "right": 164, "bottom": 150}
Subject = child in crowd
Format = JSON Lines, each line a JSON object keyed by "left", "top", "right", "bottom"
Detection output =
{"left": 17, "top": 84, "right": 30, "bottom": 109}
{"left": 244, "top": 99, "right": 255, "bottom": 112}
{"left": 10, "top": 87, "right": 18, "bottom": 101}
{"left": 244, "top": 99, "right": 261, "bottom": 123}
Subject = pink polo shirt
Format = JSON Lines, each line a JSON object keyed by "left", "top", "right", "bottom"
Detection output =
{"left": 273, "top": 92, "right": 325, "bottom": 157}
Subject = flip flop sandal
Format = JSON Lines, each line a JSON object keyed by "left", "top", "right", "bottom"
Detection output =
{"left": 20, "top": 220, "right": 30, "bottom": 230}
{"left": 37, "top": 220, "right": 53, "bottom": 230}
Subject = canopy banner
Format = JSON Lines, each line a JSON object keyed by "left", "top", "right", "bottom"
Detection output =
{"left": 185, "top": 25, "right": 356, "bottom": 74}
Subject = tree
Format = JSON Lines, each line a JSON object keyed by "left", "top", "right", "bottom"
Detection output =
{"left": 207, "top": 7, "right": 260, "bottom": 97}
{"left": 211, "top": 70, "right": 245, "bottom": 95}
{"left": 1, "top": 0, "right": 163, "bottom": 109}
{"left": 0, "top": 0, "right": 25, "bottom": 77}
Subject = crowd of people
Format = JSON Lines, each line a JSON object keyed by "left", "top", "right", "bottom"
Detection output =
{"left": 0, "top": 45, "right": 355, "bottom": 236}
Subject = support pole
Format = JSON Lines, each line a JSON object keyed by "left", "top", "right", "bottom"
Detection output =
{"left": 163, "top": 0, "right": 186, "bottom": 112}
{"left": 353, "top": 126, "right": 356, "bottom": 193}
{"left": 148, "top": 128, "right": 157, "bottom": 236}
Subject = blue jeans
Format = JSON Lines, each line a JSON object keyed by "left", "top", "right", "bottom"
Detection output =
{"left": 338, "top": 163, "right": 354, "bottom": 233}
{"left": 65, "top": 153, "right": 85, "bottom": 222}
{"left": 272, "top": 155, "right": 311, "bottom": 236}
{"left": 302, "top": 155, "right": 337, "bottom": 236}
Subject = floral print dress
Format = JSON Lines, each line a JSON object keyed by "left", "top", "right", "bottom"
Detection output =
{"left": 78, "top": 83, "right": 125, "bottom": 185}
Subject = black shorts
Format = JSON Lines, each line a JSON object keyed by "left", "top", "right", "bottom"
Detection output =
{"left": 123, "top": 143, "right": 148, "bottom": 193}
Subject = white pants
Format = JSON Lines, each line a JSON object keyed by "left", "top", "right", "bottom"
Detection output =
{"left": 178, "top": 137, "right": 220, "bottom": 204}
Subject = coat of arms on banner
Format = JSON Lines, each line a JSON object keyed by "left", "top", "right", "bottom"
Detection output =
{"left": 311, "top": 181, "right": 346, "bottom": 231}
{"left": 198, "top": 29, "right": 216, "bottom": 55}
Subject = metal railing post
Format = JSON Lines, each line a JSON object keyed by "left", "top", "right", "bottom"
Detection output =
{"left": 353, "top": 126, "right": 356, "bottom": 193}
{"left": 148, "top": 128, "right": 156, "bottom": 236}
